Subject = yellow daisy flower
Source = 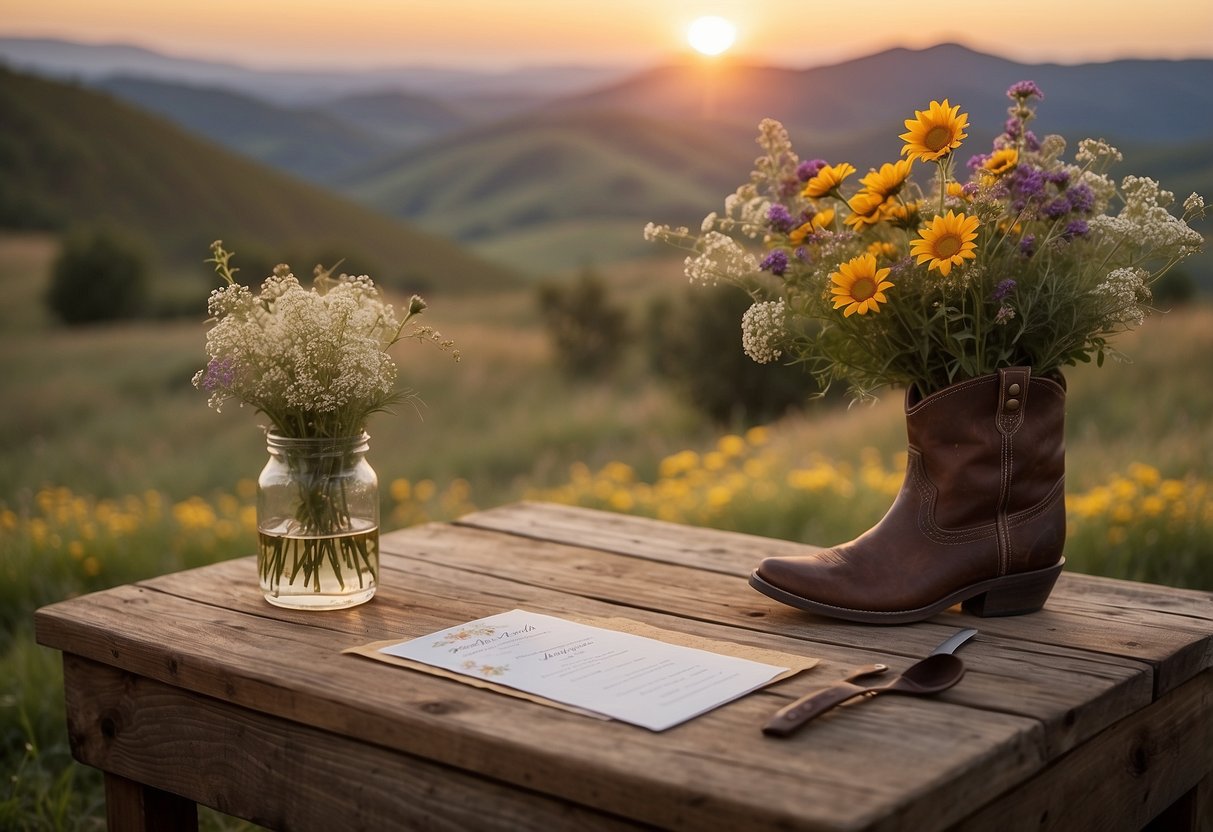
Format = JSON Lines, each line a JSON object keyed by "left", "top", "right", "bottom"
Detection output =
{"left": 983, "top": 148, "right": 1019, "bottom": 176}
{"left": 843, "top": 191, "right": 889, "bottom": 229}
{"left": 802, "top": 162, "right": 857, "bottom": 199}
{"left": 829, "top": 253, "right": 894, "bottom": 317}
{"left": 946, "top": 182, "right": 970, "bottom": 200}
{"left": 788, "top": 208, "right": 835, "bottom": 243}
{"left": 900, "top": 99, "right": 969, "bottom": 162}
{"left": 910, "top": 211, "right": 980, "bottom": 276}
{"left": 867, "top": 241, "right": 899, "bottom": 260}
{"left": 858, "top": 159, "right": 914, "bottom": 200}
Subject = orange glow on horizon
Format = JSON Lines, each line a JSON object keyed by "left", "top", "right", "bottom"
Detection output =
{"left": 0, "top": 0, "right": 1210, "bottom": 70}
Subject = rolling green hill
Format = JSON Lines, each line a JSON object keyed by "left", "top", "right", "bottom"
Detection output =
{"left": 0, "top": 66, "right": 519, "bottom": 292}
{"left": 339, "top": 110, "right": 762, "bottom": 274}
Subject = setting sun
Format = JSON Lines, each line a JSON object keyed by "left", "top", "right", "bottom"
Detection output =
{"left": 687, "top": 16, "right": 736, "bottom": 56}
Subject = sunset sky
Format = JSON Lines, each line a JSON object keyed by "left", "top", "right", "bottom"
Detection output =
{"left": 2, "top": 0, "right": 1211, "bottom": 70}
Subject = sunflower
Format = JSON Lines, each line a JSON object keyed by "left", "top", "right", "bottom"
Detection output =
{"left": 829, "top": 253, "right": 894, "bottom": 317}
{"left": 788, "top": 208, "right": 836, "bottom": 243}
{"left": 802, "top": 162, "right": 857, "bottom": 199}
{"left": 858, "top": 159, "right": 914, "bottom": 200}
{"left": 843, "top": 191, "right": 890, "bottom": 229}
{"left": 982, "top": 148, "right": 1019, "bottom": 176}
{"left": 909, "top": 211, "right": 980, "bottom": 276}
{"left": 900, "top": 99, "right": 969, "bottom": 162}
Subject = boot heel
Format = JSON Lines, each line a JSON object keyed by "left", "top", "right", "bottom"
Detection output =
{"left": 962, "top": 560, "right": 1064, "bottom": 617}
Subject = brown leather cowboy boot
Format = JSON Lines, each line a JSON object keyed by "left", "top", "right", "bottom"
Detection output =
{"left": 750, "top": 367, "right": 1066, "bottom": 624}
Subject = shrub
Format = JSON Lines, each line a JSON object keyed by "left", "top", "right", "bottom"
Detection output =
{"left": 646, "top": 283, "right": 812, "bottom": 424}
{"left": 536, "top": 268, "right": 628, "bottom": 377}
{"left": 45, "top": 226, "right": 150, "bottom": 324}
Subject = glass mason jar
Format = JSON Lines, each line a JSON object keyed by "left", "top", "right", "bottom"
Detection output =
{"left": 257, "top": 432, "right": 379, "bottom": 610}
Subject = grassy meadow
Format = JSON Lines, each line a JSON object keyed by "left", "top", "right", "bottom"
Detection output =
{"left": 2, "top": 230, "right": 1212, "bottom": 828}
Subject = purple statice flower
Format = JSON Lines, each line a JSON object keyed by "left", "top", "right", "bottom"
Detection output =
{"left": 1003, "top": 117, "right": 1022, "bottom": 141}
{"left": 1008, "top": 166, "right": 1047, "bottom": 213}
{"left": 1007, "top": 80, "right": 1044, "bottom": 101}
{"left": 963, "top": 182, "right": 981, "bottom": 198}
{"left": 794, "top": 246, "right": 810, "bottom": 262}
{"left": 760, "top": 249, "right": 789, "bottom": 276}
{"left": 201, "top": 357, "right": 236, "bottom": 391}
{"left": 1067, "top": 183, "right": 1095, "bottom": 214}
{"left": 1046, "top": 169, "right": 1071, "bottom": 187}
{"left": 796, "top": 159, "right": 827, "bottom": 181}
{"left": 967, "top": 152, "right": 990, "bottom": 173}
{"left": 778, "top": 177, "right": 801, "bottom": 200}
{"left": 767, "top": 203, "right": 796, "bottom": 233}
{"left": 991, "top": 279, "right": 1017, "bottom": 301}
{"left": 1043, "top": 197, "right": 1071, "bottom": 219}
{"left": 1019, "top": 235, "right": 1037, "bottom": 257}
{"left": 1024, "top": 131, "right": 1041, "bottom": 152}
{"left": 1064, "top": 219, "right": 1090, "bottom": 238}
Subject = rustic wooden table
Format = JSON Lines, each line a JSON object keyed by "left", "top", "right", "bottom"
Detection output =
{"left": 35, "top": 501, "right": 1213, "bottom": 831}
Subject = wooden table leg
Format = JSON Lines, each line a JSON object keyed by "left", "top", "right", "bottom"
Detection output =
{"left": 104, "top": 773, "right": 198, "bottom": 832}
{"left": 1143, "top": 772, "right": 1211, "bottom": 832}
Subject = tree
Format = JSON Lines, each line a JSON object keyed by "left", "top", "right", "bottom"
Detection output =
{"left": 646, "top": 283, "right": 813, "bottom": 425}
{"left": 536, "top": 268, "right": 628, "bottom": 378}
{"left": 46, "top": 227, "right": 150, "bottom": 325}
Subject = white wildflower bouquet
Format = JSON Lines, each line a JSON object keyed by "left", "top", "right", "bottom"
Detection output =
{"left": 193, "top": 240, "right": 459, "bottom": 436}
{"left": 193, "top": 241, "right": 458, "bottom": 602}
{"left": 646, "top": 81, "right": 1206, "bottom": 400}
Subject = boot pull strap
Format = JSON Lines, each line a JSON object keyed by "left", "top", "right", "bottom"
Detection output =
{"left": 997, "top": 367, "right": 1031, "bottom": 435}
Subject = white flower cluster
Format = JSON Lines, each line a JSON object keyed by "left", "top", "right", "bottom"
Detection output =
{"left": 198, "top": 269, "right": 400, "bottom": 419}
{"left": 1093, "top": 267, "right": 1151, "bottom": 326}
{"left": 1184, "top": 192, "right": 1206, "bottom": 215}
{"left": 683, "top": 231, "right": 759, "bottom": 286}
{"left": 741, "top": 299, "right": 788, "bottom": 364}
{"left": 1118, "top": 176, "right": 1206, "bottom": 253}
{"left": 1075, "top": 138, "right": 1124, "bottom": 166}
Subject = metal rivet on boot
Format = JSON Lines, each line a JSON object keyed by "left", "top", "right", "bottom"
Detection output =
{"left": 1006, "top": 398, "right": 1021, "bottom": 411}
{"left": 1008, "top": 383, "right": 1021, "bottom": 396}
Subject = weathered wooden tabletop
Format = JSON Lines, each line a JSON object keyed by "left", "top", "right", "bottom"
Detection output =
{"left": 35, "top": 501, "right": 1213, "bottom": 831}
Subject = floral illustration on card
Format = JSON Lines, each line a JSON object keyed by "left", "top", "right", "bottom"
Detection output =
{"left": 461, "top": 660, "right": 509, "bottom": 677}
{"left": 432, "top": 625, "right": 497, "bottom": 647}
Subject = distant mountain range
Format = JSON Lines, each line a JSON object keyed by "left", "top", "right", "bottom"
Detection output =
{"left": 2, "top": 37, "right": 1210, "bottom": 281}
{"left": 0, "top": 66, "right": 519, "bottom": 293}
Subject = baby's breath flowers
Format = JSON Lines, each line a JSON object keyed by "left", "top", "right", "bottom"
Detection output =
{"left": 194, "top": 240, "right": 459, "bottom": 438}
{"left": 646, "top": 81, "right": 1207, "bottom": 400}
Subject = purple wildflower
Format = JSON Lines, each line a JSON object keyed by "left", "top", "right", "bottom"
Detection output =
{"left": 1043, "top": 197, "right": 1071, "bottom": 219}
{"left": 1067, "top": 183, "right": 1095, "bottom": 214}
{"left": 991, "top": 279, "right": 1017, "bottom": 301}
{"left": 1019, "top": 235, "right": 1037, "bottom": 257}
{"left": 962, "top": 182, "right": 981, "bottom": 198}
{"left": 796, "top": 159, "right": 827, "bottom": 181}
{"left": 767, "top": 203, "right": 796, "bottom": 233}
{"left": 760, "top": 249, "right": 789, "bottom": 276}
{"left": 1024, "top": 131, "right": 1041, "bottom": 152}
{"left": 201, "top": 357, "right": 235, "bottom": 391}
{"left": 967, "top": 153, "right": 991, "bottom": 173}
{"left": 1003, "top": 117, "right": 1022, "bottom": 141}
{"left": 794, "top": 246, "right": 810, "bottom": 262}
{"left": 1064, "top": 219, "right": 1090, "bottom": 238}
{"left": 1045, "top": 169, "right": 1071, "bottom": 186}
{"left": 1007, "top": 80, "right": 1044, "bottom": 101}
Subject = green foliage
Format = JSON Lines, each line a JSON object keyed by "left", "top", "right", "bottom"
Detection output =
{"left": 45, "top": 226, "right": 150, "bottom": 325}
{"left": 536, "top": 269, "right": 628, "bottom": 378}
{"left": 0, "top": 66, "right": 519, "bottom": 293}
{"left": 646, "top": 283, "right": 811, "bottom": 425}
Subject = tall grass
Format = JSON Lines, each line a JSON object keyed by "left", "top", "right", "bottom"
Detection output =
{"left": 3, "top": 231, "right": 1212, "bottom": 828}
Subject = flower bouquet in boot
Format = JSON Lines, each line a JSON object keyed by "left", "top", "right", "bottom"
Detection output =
{"left": 194, "top": 242, "right": 459, "bottom": 609}
{"left": 646, "top": 82, "right": 1206, "bottom": 623}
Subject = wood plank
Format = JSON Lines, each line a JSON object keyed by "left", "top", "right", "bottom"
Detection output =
{"left": 38, "top": 577, "right": 1043, "bottom": 831}
{"left": 68, "top": 655, "right": 643, "bottom": 832}
{"left": 133, "top": 544, "right": 1151, "bottom": 763}
{"left": 451, "top": 503, "right": 1213, "bottom": 697}
{"left": 377, "top": 521, "right": 1153, "bottom": 759}
{"left": 104, "top": 773, "right": 197, "bottom": 832}
{"left": 949, "top": 669, "right": 1213, "bottom": 832}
